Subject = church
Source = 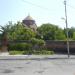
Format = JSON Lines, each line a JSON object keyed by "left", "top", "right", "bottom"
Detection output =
{"left": 22, "top": 15, "right": 37, "bottom": 31}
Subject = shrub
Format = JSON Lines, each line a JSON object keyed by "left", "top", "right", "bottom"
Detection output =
{"left": 23, "top": 50, "right": 54, "bottom": 55}
{"left": 37, "top": 39, "right": 45, "bottom": 46}
{"left": 9, "top": 51, "right": 24, "bottom": 55}
{"left": 31, "top": 38, "right": 45, "bottom": 50}
{"left": 23, "top": 50, "right": 33, "bottom": 55}
{"left": 33, "top": 50, "right": 54, "bottom": 55}
{"left": 31, "top": 38, "right": 45, "bottom": 46}
{"left": 8, "top": 43, "right": 32, "bottom": 51}
{"left": 9, "top": 50, "right": 54, "bottom": 55}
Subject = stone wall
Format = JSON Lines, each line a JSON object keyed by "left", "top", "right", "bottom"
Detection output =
{"left": 45, "top": 40, "right": 75, "bottom": 54}
{"left": 1, "top": 40, "right": 75, "bottom": 54}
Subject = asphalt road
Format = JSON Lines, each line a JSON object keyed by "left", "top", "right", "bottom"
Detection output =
{"left": 0, "top": 55, "right": 75, "bottom": 75}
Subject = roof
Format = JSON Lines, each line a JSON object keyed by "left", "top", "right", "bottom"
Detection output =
{"left": 24, "top": 15, "right": 34, "bottom": 20}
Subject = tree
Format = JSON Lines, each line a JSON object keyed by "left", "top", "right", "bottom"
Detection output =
{"left": 73, "top": 32, "right": 75, "bottom": 40}
{"left": 0, "top": 21, "right": 36, "bottom": 52}
{"left": 37, "top": 23, "right": 66, "bottom": 40}
{"left": 0, "top": 23, "right": 12, "bottom": 52}
{"left": 55, "top": 28, "right": 66, "bottom": 40}
{"left": 64, "top": 27, "right": 75, "bottom": 40}
{"left": 7, "top": 22, "right": 36, "bottom": 40}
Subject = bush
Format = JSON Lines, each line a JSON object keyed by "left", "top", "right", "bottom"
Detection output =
{"left": 33, "top": 50, "right": 54, "bottom": 55}
{"left": 9, "top": 50, "right": 54, "bottom": 55}
{"left": 9, "top": 51, "right": 24, "bottom": 55}
{"left": 37, "top": 39, "right": 45, "bottom": 46}
{"left": 31, "top": 38, "right": 45, "bottom": 50}
{"left": 8, "top": 43, "right": 32, "bottom": 51}
{"left": 23, "top": 50, "right": 33, "bottom": 55}
{"left": 23, "top": 50, "right": 54, "bottom": 55}
{"left": 31, "top": 38, "right": 45, "bottom": 46}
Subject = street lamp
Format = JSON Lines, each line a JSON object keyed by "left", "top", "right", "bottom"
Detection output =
{"left": 64, "top": 0, "right": 70, "bottom": 58}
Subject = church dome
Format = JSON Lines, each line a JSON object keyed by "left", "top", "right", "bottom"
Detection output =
{"left": 22, "top": 15, "right": 37, "bottom": 31}
{"left": 24, "top": 15, "right": 34, "bottom": 20}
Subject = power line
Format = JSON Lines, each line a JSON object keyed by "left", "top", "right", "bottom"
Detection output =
{"left": 22, "top": 0, "right": 75, "bottom": 11}
{"left": 22, "top": 0, "right": 52, "bottom": 11}
{"left": 67, "top": 4, "right": 75, "bottom": 10}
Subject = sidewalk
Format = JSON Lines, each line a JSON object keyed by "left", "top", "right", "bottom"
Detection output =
{"left": 0, "top": 54, "right": 75, "bottom": 60}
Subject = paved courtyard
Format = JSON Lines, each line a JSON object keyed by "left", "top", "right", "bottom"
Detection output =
{"left": 0, "top": 55, "right": 75, "bottom": 75}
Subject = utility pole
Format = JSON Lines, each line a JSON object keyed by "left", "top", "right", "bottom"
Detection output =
{"left": 64, "top": 0, "right": 70, "bottom": 58}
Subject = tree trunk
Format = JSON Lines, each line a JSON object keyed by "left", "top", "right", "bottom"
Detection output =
{"left": 1, "top": 33, "right": 8, "bottom": 52}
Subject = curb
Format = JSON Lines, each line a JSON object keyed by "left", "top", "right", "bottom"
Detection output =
{"left": 0, "top": 55, "right": 75, "bottom": 60}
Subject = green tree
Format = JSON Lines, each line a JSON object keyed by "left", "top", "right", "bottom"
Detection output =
{"left": 73, "top": 32, "right": 75, "bottom": 40}
{"left": 37, "top": 23, "right": 66, "bottom": 40}
{"left": 8, "top": 22, "right": 36, "bottom": 40}
{"left": 0, "top": 22, "right": 12, "bottom": 52}
{"left": 55, "top": 29, "right": 66, "bottom": 40}
{"left": 64, "top": 27, "right": 75, "bottom": 40}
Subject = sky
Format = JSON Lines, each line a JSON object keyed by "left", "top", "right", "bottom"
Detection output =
{"left": 0, "top": 0, "right": 75, "bottom": 28}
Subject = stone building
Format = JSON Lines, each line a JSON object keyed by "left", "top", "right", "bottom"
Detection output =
{"left": 22, "top": 15, "right": 37, "bottom": 31}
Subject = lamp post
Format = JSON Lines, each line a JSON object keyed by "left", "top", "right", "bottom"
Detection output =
{"left": 64, "top": 0, "right": 70, "bottom": 58}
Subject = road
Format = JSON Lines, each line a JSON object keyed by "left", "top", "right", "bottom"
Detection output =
{"left": 0, "top": 55, "right": 75, "bottom": 75}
